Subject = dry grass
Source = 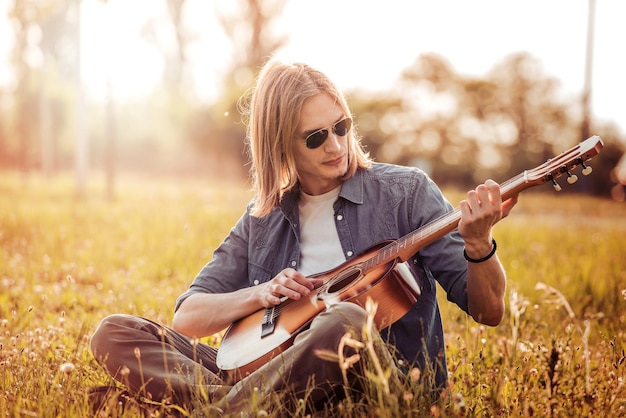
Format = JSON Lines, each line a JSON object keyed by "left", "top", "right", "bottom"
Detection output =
{"left": 1, "top": 172, "right": 624, "bottom": 417}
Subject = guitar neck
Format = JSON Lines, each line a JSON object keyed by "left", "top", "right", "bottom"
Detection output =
{"left": 366, "top": 172, "right": 526, "bottom": 268}
{"left": 361, "top": 135, "right": 604, "bottom": 270}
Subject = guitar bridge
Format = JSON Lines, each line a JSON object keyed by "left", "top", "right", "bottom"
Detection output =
{"left": 260, "top": 306, "right": 276, "bottom": 338}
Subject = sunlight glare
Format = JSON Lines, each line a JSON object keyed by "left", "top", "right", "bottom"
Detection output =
{"left": 80, "top": 0, "right": 164, "bottom": 101}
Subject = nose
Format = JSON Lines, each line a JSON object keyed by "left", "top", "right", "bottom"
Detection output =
{"left": 323, "top": 130, "right": 343, "bottom": 152}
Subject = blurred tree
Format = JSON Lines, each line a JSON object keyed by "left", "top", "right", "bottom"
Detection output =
{"left": 165, "top": 0, "right": 187, "bottom": 90}
{"left": 353, "top": 51, "right": 620, "bottom": 195}
{"left": 39, "top": 0, "right": 77, "bottom": 177}
{"left": 487, "top": 53, "right": 578, "bottom": 174}
{"left": 348, "top": 92, "right": 404, "bottom": 162}
{"left": 0, "top": 91, "right": 5, "bottom": 164}
{"left": 389, "top": 53, "right": 486, "bottom": 187}
{"left": 217, "top": 0, "right": 287, "bottom": 89}
{"left": 188, "top": 0, "right": 287, "bottom": 179}
{"left": 8, "top": 0, "right": 39, "bottom": 173}
{"left": 577, "top": 125, "right": 625, "bottom": 197}
{"left": 581, "top": 0, "right": 596, "bottom": 143}
{"left": 98, "top": 0, "right": 116, "bottom": 200}
{"left": 6, "top": 0, "right": 78, "bottom": 178}
{"left": 141, "top": 0, "right": 192, "bottom": 95}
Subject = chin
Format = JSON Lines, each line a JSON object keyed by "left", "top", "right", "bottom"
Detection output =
{"left": 328, "top": 165, "right": 348, "bottom": 179}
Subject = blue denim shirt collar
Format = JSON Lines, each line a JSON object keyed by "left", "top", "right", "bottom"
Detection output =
{"left": 280, "top": 168, "right": 365, "bottom": 214}
{"left": 339, "top": 169, "right": 364, "bottom": 205}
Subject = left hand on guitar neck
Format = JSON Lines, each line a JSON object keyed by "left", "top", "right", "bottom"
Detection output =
{"left": 458, "top": 179, "right": 519, "bottom": 258}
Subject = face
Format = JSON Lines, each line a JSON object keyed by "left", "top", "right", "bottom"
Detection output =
{"left": 293, "top": 93, "right": 349, "bottom": 195}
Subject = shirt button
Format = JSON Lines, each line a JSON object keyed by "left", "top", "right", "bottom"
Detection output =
{"left": 336, "top": 215, "right": 343, "bottom": 221}
{"left": 253, "top": 279, "right": 259, "bottom": 285}
{"left": 291, "top": 260, "right": 297, "bottom": 267}
{"left": 346, "top": 250, "right": 353, "bottom": 257}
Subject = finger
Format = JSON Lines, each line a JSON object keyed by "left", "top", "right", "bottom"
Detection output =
{"left": 271, "top": 274, "right": 311, "bottom": 300}
{"left": 475, "top": 181, "right": 497, "bottom": 208}
{"left": 501, "top": 195, "right": 519, "bottom": 218}
{"left": 466, "top": 190, "right": 481, "bottom": 213}
{"left": 273, "top": 282, "right": 302, "bottom": 300}
{"left": 282, "top": 269, "right": 316, "bottom": 292}
{"left": 309, "top": 277, "right": 325, "bottom": 289}
{"left": 484, "top": 180, "right": 502, "bottom": 207}
{"left": 459, "top": 199, "right": 472, "bottom": 219}
{"left": 265, "top": 291, "right": 281, "bottom": 306}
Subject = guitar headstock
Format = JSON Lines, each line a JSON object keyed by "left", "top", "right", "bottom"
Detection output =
{"left": 523, "top": 135, "right": 604, "bottom": 191}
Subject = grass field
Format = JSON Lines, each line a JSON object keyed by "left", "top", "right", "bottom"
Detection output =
{"left": 0, "top": 172, "right": 624, "bottom": 417}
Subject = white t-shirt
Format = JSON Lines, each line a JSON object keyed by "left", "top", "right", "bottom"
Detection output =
{"left": 297, "top": 186, "right": 346, "bottom": 277}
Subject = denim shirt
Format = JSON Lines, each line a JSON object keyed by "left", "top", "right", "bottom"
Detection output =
{"left": 175, "top": 162, "right": 470, "bottom": 387}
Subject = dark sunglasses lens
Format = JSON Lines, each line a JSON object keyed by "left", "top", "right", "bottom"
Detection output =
{"left": 306, "top": 130, "right": 329, "bottom": 149}
{"left": 305, "top": 118, "right": 351, "bottom": 149}
{"left": 333, "top": 118, "right": 351, "bottom": 136}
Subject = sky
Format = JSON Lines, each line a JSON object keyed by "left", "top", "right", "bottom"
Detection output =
{"left": 277, "top": 0, "right": 625, "bottom": 133}
{"left": 0, "top": 0, "right": 624, "bottom": 133}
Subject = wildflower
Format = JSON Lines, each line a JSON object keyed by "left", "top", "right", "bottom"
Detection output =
{"left": 518, "top": 341, "right": 533, "bottom": 353}
{"left": 120, "top": 365, "right": 130, "bottom": 377}
{"left": 60, "top": 362, "right": 75, "bottom": 375}
{"left": 409, "top": 367, "right": 421, "bottom": 382}
{"left": 452, "top": 392, "right": 466, "bottom": 413}
{"left": 134, "top": 347, "right": 141, "bottom": 359}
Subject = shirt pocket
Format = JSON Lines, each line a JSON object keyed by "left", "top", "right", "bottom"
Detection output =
{"left": 247, "top": 242, "right": 275, "bottom": 286}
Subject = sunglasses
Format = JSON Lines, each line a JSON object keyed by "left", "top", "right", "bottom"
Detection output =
{"left": 303, "top": 117, "right": 352, "bottom": 149}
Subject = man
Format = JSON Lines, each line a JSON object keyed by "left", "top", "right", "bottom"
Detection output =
{"left": 90, "top": 59, "right": 517, "bottom": 414}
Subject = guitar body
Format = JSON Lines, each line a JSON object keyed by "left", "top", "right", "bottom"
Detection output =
{"left": 216, "top": 136, "right": 604, "bottom": 382}
{"left": 217, "top": 242, "right": 421, "bottom": 381}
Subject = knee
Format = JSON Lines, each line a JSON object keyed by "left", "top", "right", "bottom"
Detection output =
{"left": 90, "top": 314, "right": 142, "bottom": 359}
{"left": 333, "top": 301, "right": 368, "bottom": 323}
{"left": 320, "top": 302, "right": 368, "bottom": 336}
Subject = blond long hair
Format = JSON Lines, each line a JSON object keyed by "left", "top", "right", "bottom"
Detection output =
{"left": 240, "top": 59, "right": 372, "bottom": 218}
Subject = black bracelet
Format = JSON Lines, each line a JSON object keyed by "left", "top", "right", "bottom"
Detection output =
{"left": 464, "top": 238, "right": 497, "bottom": 263}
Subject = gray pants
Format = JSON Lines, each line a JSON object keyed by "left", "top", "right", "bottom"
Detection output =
{"left": 90, "top": 302, "right": 371, "bottom": 411}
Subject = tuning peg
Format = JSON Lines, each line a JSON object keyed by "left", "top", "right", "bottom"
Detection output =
{"left": 567, "top": 174, "right": 578, "bottom": 184}
{"left": 548, "top": 174, "right": 562, "bottom": 191}
{"left": 577, "top": 158, "right": 593, "bottom": 176}
{"left": 562, "top": 166, "right": 578, "bottom": 184}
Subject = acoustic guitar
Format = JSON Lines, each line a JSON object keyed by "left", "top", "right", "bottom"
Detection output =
{"left": 216, "top": 135, "right": 604, "bottom": 381}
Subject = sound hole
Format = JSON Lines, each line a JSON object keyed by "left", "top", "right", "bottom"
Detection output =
{"left": 327, "top": 269, "right": 361, "bottom": 294}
